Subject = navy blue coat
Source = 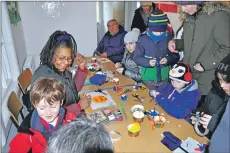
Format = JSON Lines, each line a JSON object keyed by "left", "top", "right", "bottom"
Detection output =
{"left": 96, "top": 25, "right": 127, "bottom": 63}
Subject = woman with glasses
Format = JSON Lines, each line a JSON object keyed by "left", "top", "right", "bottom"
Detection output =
{"left": 32, "top": 30, "right": 91, "bottom": 114}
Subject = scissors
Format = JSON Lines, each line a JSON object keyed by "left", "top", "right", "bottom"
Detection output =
{"left": 119, "top": 89, "right": 132, "bottom": 96}
{"left": 132, "top": 93, "right": 145, "bottom": 103}
{"left": 95, "top": 88, "right": 107, "bottom": 95}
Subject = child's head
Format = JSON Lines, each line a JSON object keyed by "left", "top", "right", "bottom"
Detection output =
{"left": 169, "top": 63, "right": 193, "bottom": 90}
{"left": 124, "top": 28, "right": 140, "bottom": 53}
{"left": 30, "top": 78, "right": 65, "bottom": 123}
{"left": 216, "top": 54, "right": 230, "bottom": 95}
{"left": 40, "top": 30, "right": 77, "bottom": 72}
{"left": 148, "top": 9, "right": 168, "bottom": 35}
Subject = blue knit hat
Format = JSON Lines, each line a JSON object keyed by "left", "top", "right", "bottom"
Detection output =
{"left": 175, "top": 1, "right": 205, "bottom": 5}
{"left": 148, "top": 9, "right": 168, "bottom": 32}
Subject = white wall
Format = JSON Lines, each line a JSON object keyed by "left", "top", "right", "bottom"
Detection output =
{"left": 18, "top": 2, "right": 97, "bottom": 68}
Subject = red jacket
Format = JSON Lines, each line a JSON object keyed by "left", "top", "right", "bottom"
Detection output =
{"left": 9, "top": 108, "right": 77, "bottom": 153}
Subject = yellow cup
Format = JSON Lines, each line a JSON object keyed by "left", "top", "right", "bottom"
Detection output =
{"left": 127, "top": 123, "right": 141, "bottom": 137}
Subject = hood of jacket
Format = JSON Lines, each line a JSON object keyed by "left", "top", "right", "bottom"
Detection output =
{"left": 202, "top": 1, "right": 230, "bottom": 15}
{"left": 177, "top": 79, "right": 199, "bottom": 93}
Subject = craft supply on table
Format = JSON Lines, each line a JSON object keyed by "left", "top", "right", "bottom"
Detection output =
{"left": 133, "top": 111, "right": 145, "bottom": 123}
{"left": 110, "top": 131, "right": 121, "bottom": 142}
{"left": 127, "top": 123, "right": 141, "bottom": 137}
{"left": 153, "top": 116, "right": 166, "bottom": 128}
{"left": 121, "top": 94, "right": 127, "bottom": 101}
{"left": 173, "top": 137, "right": 207, "bottom": 153}
{"left": 102, "top": 108, "right": 123, "bottom": 121}
{"left": 133, "top": 84, "right": 138, "bottom": 90}
{"left": 146, "top": 109, "right": 159, "bottom": 121}
{"left": 132, "top": 93, "right": 145, "bottom": 103}
{"left": 87, "top": 90, "right": 116, "bottom": 110}
{"left": 89, "top": 74, "right": 107, "bottom": 86}
{"left": 130, "top": 104, "right": 144, "bottom": 113}
{"left": 89, "top": 110, "right": 108, "bottom": 124}
{"left": 119, "top": 104, "right": 127, "bottom": 120}
{"left": 90, "top": 57, "right": 97, "bottom": 62}
{"left": 119, "top": 88, "right": 132, "bottom": 96}
{"left": 113, "top": 77, "right": 120, "bottom": 85}
{"left": 95, "top": 88, "right": 107, "bottom": 95}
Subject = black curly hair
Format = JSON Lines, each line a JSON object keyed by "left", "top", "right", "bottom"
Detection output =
{"left": 40, "top": 30, "right": 77, "bottom": 66}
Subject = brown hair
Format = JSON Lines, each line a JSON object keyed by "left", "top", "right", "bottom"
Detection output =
{"left": 30, "top": 78, "right": 66, "bottom": 106}
{"left": 107, "top": 19, "right": 118, "bottom": 27}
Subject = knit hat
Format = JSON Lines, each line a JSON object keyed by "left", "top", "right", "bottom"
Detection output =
{"left": 124, "top": 28, "right": 140, "bottom": 43}
{"left": 169, "top": 63, "right": 193, "bottom": 84}
{"left": 216, "top": 54, "right": 230, "bottom": 76}
{"left": 148, "top": 9, "right": 168, "bottom": 32}
{"left": 140, "top": 1, "right": 152, "bottom": 6}
{"left": 175, "top": 1, "right": 205, "bottom": 6}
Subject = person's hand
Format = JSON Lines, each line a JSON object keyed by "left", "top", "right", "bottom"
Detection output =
{"left": 149, "top": 59, "right": 156, "bottom": 67}
{"left": 190, "top": 111, "right": 201, "bottom": 124}
{"left": 160, "top": 58, "right": 167, "bottom": 65}
{"left": 101, "top": 52, "right": 107, "bottom": 57}
{"left": 79, "top": 93, "right": 91, "bottom": 110}
{"left": 194, "top": 63, "right": 204, "bottom": 72}
{"left": 75, "top": 53, "right": 86, "bottom": 70}
{"left": 199, "top": 114, "right": 212, "bottom": 129}
{"left": 150, "top": 90, "right": 159, "bottom": 98}
{"left": 116, "top": 68, "right": 124, "bottom": 74}
{"left": 168, "top": 40, "right": 178, "bottom": 53}
{"left": 115, "top": 62, "right": 122, "bottom": 68}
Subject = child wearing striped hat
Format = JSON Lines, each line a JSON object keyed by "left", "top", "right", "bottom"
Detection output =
{"left": 133, "top": 9, "right": 179, "bottom": 89}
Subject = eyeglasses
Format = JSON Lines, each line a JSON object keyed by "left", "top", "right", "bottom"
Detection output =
{"left": 55, "top": 55, "right": 73, "bottom": 62}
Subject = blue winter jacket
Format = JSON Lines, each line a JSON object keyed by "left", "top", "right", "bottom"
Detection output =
{"left": 150, "top": 79, "right": 200, "bottom": 119}
{"left": 96, "top": 25, "right": 127, "bottom": 63}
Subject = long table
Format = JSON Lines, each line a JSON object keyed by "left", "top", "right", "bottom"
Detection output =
{"left": 75, "top": 57, "right": 209, "bottom": 152}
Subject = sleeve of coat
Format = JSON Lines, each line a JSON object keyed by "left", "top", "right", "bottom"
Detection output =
{"left": 133, "top": 42, "right": 151, "bottom": 67}
{"left": 174, "top": 39, "right": 184, "bottom": 51}
{"left": 156, "top": 91, "right": 200, "bottom": 119}
{"left": 131, "top": 12, "right": 140, "bottom": 31}
{"left": 207, "top": 113, "right": 221, "bottom": 133}
{"left": 64, "top": 103, "right": 82, "bottom": 117}
{"left": 123, "top": 69, "right": 142, "bottom": 82}
{"left": 121, "top": 51, "right": 127, "bottom": 67}
{"left": 9, "top": 133, "right": 32, "bottom": 153}
{"left": 74, "top": 67, "right": 88, "bottom": 92}
{"left": 197, "top": 12, "right": 230, "bottom": 71}
{"left": 95, "top": 35, "right": 105, "bottom": 53}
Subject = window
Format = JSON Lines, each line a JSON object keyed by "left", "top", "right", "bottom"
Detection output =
{"left": 1, "top": 2, "right": 20, "bottom": 147}
{"left": 137, "top": 2, "right": 140, "bottom": 8}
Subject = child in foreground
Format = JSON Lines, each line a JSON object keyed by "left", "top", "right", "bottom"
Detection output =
{"left": 9, "top": 78, "right": 88, "bottom": 153}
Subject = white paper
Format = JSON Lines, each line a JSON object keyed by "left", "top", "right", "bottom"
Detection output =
{"left": 87, "top": 90, "right": 116, "bottom": 110}
{"left": 173, "top": 137, "right": 206, "bottom": 153}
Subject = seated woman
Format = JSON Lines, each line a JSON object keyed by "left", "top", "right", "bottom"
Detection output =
{"left": 46, "top": 116, "right": 114, "bottom": 153}
{"left": 32, "top": 30, "right": 90, "bottom": 112}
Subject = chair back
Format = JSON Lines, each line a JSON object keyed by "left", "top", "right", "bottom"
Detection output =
{"left": 7, "top": 91, "right": 23, "bottom": 129}
{"left": 18, "top": 68, "right": 32, "bottom": 94}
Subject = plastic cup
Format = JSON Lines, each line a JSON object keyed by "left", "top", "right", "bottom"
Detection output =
{"left": 113, "top": 78, "right": 119, "bottom": 85}
{"left": 127, "top": 123, "right": 141, "bottom": 137}
{"left": 133, "top": 111, "right": 145, "bottom": 124}
{"left": 153, "top": 116, "right": 166, "bottom": 128}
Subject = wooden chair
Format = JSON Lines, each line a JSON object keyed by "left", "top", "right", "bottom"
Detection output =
{"left": 18, "top": 68, "right": 32, "bottom": 94}
{"left": 7, "top": 91, "right": 25, "bottom": 129}
{"left": 18, "top": 68, "right": 33, "bottom": 111}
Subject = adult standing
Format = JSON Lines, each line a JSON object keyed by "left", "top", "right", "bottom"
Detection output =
{"left": 168, "top": 2, "right": 230, "bottom": 106}
{"left": 131, "top": 1, "right": 174, "bottom": 35}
